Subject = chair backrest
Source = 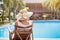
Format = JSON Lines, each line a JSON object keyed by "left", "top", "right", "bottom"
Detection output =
{"left": 15, "top": 21, "right": 32, "bottom": 33}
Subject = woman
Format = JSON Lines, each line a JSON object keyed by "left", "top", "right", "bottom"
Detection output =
{"left": 14, "top": 8, "right": 33, "bottom": 40}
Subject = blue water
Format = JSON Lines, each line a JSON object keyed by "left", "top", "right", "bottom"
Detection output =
{"left": 0, "top": 20, "right": 60, "bottom": 38}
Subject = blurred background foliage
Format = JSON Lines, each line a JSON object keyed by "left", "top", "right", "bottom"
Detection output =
{"left": 3, "top": 0, "right": 25, "bottom": 12}
{"left": 42, "top": 0, "right": 60, "bottom": 19}
{"left": 0, "top": 0, "right": 25, "bottom": 25}
{"left": 42, "top": 0, "right": 59, "bottom": 11}
{"left": 0, "top": 0, "right": 60, "bottom": 25}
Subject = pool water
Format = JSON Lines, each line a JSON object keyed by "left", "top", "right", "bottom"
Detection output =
{"left": 0, "top": 20, "right": 60, "bottom": 38}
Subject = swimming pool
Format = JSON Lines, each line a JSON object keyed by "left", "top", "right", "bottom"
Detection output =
{"left": 0, "top": 20, "right": 60, "bottom": 38}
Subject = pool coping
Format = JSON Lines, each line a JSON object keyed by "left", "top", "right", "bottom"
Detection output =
{"left": 0, "top": 38, "right": 60, "bottom": 40}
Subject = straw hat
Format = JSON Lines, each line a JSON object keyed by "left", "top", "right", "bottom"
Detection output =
{"left": 15, "top": 7, "right": 33, "bottom": 20}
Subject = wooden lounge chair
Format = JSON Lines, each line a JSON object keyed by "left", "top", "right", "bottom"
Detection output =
{"left": 9, "top": 22, "right": 33, "bottom": 40}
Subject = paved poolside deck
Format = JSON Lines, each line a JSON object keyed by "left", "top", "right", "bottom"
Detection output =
{"left": 0, "top": 38, "right": 60, "bottom": 40}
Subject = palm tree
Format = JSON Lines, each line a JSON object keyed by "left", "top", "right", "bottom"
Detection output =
{"left": 15, "top": 0, "right": 25, "bottom": 11}
{"left": 42, "top": 0, "right": 60, "bottom": 19}
{"left": 3, "top": 0, "right": 25, "bottom": 22}
{"left": 55, "top": 1, "right": 60, "bottom": 19}
{"left": 12, "top": 0, "right": 25, "bottom": 21}
{"left": 3, "top": 0, "right": 14, "bottom": 22}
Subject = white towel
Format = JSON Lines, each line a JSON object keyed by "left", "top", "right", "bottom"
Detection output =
{"left": 18, "top": 20, "right": 33, "bottom": 27}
